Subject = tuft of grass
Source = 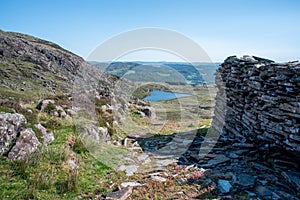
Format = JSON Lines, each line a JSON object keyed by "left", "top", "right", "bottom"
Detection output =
{"left": 43, "top": 102, "right": 56, "bottom": 114}
{"left": 38, "top": 112, "right": 62, "bottom": 131}
{"left": 73, "top": 136, "right": 89, "bottom": 155}
{"left": 0, "top": 106, "right": 15, "bottom": 113}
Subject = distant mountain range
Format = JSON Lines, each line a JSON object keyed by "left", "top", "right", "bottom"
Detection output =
{"left": 90, "top": 61, "right": 220, "bottom": 85}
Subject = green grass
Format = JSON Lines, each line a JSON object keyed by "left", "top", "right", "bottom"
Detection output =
{"left": 125, "top": 70, "right": 136, "bottom": 75}
{"left": 0, "top": 122, "right": 124, "bottom": 199}
{"left": 0, "top": 106, "right": 15, "bottom": 113}
{"left": 0, "top": 101, "right": 125, "bottom": 199}
{"left": 157, "top": 72, "right": 170, "bottom": 77}
{"left": 0, "top": 58, "right": 69, "bottom": 101}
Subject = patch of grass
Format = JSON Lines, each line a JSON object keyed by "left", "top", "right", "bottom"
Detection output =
{"left": 38, "top": 112, "right": 62, "bottom": 131}
{"left": 199, "top": 118, "right": 212, "bottom": 127}
{"left": 0, "top": 58, "right": 69, "bottom": 101}
{"left": 0, "top": 106, "right": 15, "bottom": 113}
{"left": 125, "top": 70, "right": 136, "bottom": 75}
{"left": 73, "top": 136, "right": 89, "bottom": 155}
{"left": 43, "top": 102, "right": 56, "bottom": 114}
{"left": 130, "top": 110, "right": 143, "bottom": 122}
{"left": 197, "top": 127, "right": 209, "bottom": 136}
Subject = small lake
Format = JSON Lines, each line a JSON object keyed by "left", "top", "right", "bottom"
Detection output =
{"left": 143, "top": 90, "right": 192, "bottom": 102}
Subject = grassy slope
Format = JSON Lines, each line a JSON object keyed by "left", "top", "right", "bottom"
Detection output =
{"left": 0, "top": 57, "right": 69, "bottom": 101}
{"left": 0, "top": 30, "right": 127, "bottom": 199}
{"left": 0, "top": 101, "right": 126, "bottom": 199}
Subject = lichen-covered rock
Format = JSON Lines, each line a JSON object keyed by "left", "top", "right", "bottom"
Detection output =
{"left": 35, "top": 123, "right": 54, "bottom": 145}
{"left": 8, "top": 128, "right": 40, "bottom": 160}
{"left": 0, "top": 113, "right": 27, "bottom": 156}
{"left": 90, "top": 126, "right": 110, "bottom": 142}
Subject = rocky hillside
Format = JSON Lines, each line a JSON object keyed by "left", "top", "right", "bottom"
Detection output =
{"left": 0, "top": 30, "right": 128, "bottom": 199}
{"left": 0, "top": 30, "right": 162, "bottom": 199}
{"left": 0, "top": 29, "right": 114, "bottom": 100}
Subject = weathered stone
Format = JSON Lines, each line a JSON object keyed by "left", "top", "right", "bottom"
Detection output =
{"left": 255, "top": 186, "right": 276, "bottom": 198}
{"left": 36, "top": 99, "right": 55, "bottom": 111}
{"left": 250, "top": 162, "right": 273, "bottom": 173}
{"left": 106, "top": 186, "right": 132, "bottom": 200}
{"left": 55, "top": 105, "right": 68, "bottom": 118}
{"left": 8, "top": 128, "right": 40, "bottom": 160}
{"left": 281, "top": 171, "right": 300, "bottom": 191}
{"left": 35, "top": 123, "right": 54, "bottom": 145}
{"left": 99, "top": 127, "right": 110, "bottom": 141}
{"left": 227, "top": 152, "right": 239, "bottom": 159}
{"left": 232, "top": 143, "right": 254, "bottom": 148}
{"left": 207, "top": 155, "right": 230, "bottom": 166}
{"left": 118, "top": 165, "right": 138, "bottom": 176}
{"left": 0, "top": 113, "right": 27, "bottom": 156}
{"left": 212, "top": 55, "right": 300, "bottom": 164}
{"left": 218, "top": 179, "right": 232, "bottom": 193}
{"left": 151, "top": 175, "right": 167, "bottom": 182}
{"left": 237, "top": 174, "right": 256, "bottom": 188}
{"left": 81, "top": 125, "right": 110, "bottom": 143}
{"left": 121, "top": 182, "right": 142, "bottom": 188}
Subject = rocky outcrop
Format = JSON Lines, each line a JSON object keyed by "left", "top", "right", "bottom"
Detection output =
{"left": 0, "top": 113, "right": 27, "bottom": 156}
{"left": 0, "top": 30, "right": 81, "bottom": 94}
{"left": 8, "top": 128, "right": 40, "bottom": 160}
{"left": 36, "top": 99, "right": 71, "bottom": 119}
{"left": 0, "top": 112, "right": 40, "bottom": 160}
{"left": 0, "top": 29, "right": 115, "bottom": 98}
{"left": 212, "top": 55, "right": 300, "bottom": 158}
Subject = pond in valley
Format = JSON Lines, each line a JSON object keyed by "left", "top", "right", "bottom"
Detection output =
{"left": 142, "top": 90, "right": 192, "bottom": 102}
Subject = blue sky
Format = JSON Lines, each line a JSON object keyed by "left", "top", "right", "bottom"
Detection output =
{"left": 1, "top": 0, "right": 299, "bottom": 62}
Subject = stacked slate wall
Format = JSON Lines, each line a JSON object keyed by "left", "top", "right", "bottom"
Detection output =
{"left": 212, "top": 55, "right": 300, "bottom": 157}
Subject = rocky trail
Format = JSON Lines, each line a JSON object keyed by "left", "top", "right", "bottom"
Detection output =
{"left": 103, "top": 127, "right": 300, "bottom": 200}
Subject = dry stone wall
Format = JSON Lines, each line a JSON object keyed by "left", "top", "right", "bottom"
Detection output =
{"left": 212, "top": 55, "right": 300, "bottom": 158}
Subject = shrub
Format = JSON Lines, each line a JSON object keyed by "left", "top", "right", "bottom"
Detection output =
{"left": 43, "top": 102, "right": 56, "bottom": 114}
{"left": 73, "top": 137, "right": 88, "bottom": 155}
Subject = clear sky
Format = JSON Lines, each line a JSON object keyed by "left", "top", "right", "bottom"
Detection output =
{"left": 1, "top": 0, "right": 299, "bottom": 62}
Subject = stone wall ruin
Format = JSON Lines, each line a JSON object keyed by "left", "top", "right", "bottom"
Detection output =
{"left": 212, "top": 55, "right": 300, "bottom": 161}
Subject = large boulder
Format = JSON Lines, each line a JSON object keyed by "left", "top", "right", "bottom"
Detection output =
{"left": 0, "top": 113, "right": 27, "bottom": 156}
{"left": 0, "top": 112, "right": 40, "bottom": 160}
{"left": 8, "top": 128, "right": 40, "bottom": 160}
